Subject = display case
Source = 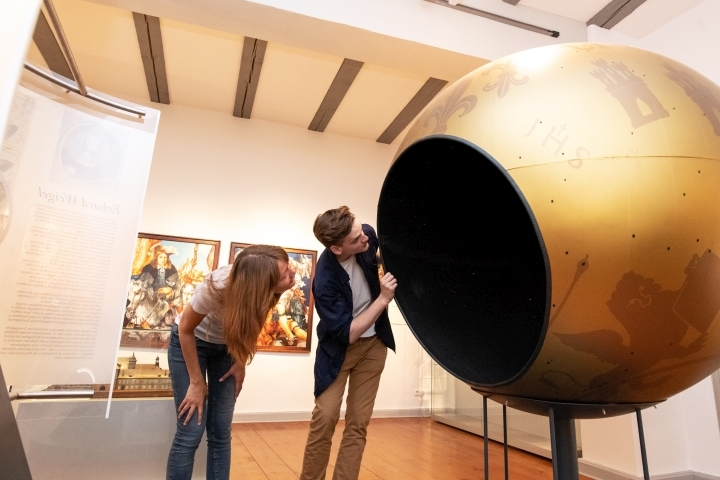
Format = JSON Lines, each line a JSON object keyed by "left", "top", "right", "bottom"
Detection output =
{"left": 111, "top": 354, "right": 172, "bottom": 397}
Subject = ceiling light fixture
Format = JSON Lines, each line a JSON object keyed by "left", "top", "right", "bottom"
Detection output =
{"left": 424, "top": 0, "right": 560, "bottom": 38}
{"left": 587, "top": 0, "right": 648, "bottom": 30}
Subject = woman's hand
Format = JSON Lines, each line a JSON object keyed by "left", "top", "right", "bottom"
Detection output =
{"left": 178, "top": 381, "right": 207, "bottom": 425}
{"left": 220, "top": 361, "right": 246, "bottom": 398}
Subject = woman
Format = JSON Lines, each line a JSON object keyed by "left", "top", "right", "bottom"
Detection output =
{"left": 166, "top": 245, "right": 296, "bottom": 480}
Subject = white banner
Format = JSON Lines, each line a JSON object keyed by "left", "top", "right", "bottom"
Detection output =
{"left": 0, "top": 0, "right": 42, "bottom": 152}
{"left": 0, "top": 83, "right": 159, "bottom": 391}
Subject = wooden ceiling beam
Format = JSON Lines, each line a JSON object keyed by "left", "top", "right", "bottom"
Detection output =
{"left": 32, "top": 10, "right": 73, "bottom": 80}
{"left": 233, "top": 37, "right": 268, "bottom": 119}
{"left": 132, "top": 12, "right": 170, "bottom": 104}
{"left": 376, "top": 77, "right": 448, "bottom": 144}
{"left": 587, "top": 0, "right": 648, "bottom": 29}
{"left": 309, "top": 59, "right": 364, "bottom": 132}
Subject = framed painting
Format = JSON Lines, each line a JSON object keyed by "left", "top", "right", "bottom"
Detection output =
{"left": 121, "top": 233, "right": 220, "bottom": 349}
{"left": 229, "top": 243, "right": 316, "bottom": 353}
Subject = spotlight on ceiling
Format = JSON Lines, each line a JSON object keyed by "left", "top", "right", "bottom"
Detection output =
{"left": 424, "top": 0, "right": 559, "bottom": 38}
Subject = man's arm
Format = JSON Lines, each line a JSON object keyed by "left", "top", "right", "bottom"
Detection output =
{"left": 348, "top": 272, "right": 396, "bottom": 343}
{"left": 314, "top": 282, "right": 354, "bottom": 345}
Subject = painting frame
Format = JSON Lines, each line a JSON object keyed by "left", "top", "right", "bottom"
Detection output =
{"left": 121, "top": 233, "right": 221, "bottom": 349}
{"left": 230, "top": 242, "right": 316, "bottom": 353}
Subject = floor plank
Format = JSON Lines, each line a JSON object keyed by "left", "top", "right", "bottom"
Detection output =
{"left": 249, "top": 422, "right": 308, "bottom": 477}
{"left": 230, "top": 430, "right": 269, "bottom": 480}
{"left": 231, "top": 417, "right": 592, "bottom": 480}
{"left": 234, "top": 423, "right": 298, "bottom": 479}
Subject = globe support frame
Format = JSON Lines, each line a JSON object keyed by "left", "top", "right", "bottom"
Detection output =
{"left": 473, "top": 391, "right": 658, "bottom": 480}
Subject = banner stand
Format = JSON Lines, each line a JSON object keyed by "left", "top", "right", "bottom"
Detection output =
{"left": 0, "top": 363, "right": 32, "bottom": 480}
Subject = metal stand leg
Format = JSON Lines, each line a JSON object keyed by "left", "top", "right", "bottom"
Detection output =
{"left": 484, "top": 395, "right": 489, "bottom": 480}
{"left": 636, "top": 409, "right": 650, "bottom": 480}
{"left": 503, "top": 404, "right": 509, "bottom": 480}
{"left": 549, "top": 408, "right": 579, "bottom": 480}
{"left": 0, "top": 364, "right": 33, "bottom": 480}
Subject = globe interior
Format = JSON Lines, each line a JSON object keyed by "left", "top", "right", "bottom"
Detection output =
{"left": 377, "top": 135, "right": 549, "bottom": 386}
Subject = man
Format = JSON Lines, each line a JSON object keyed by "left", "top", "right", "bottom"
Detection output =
{"left": 300, "top": 206, "right": 397, "bottom": 480}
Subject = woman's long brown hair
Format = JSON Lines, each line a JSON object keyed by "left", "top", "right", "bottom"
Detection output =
{"left": 210, "top": 245, "right": 288, "bottom": 365}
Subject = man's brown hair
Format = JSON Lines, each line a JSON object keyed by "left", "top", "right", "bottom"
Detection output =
{"left": 313, "top": 206, "right": 355, "bottom": 248}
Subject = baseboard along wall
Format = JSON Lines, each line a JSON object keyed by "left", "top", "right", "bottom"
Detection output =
{"left": 580, "top": 460, "right": 720, "bottom": 480}
{"left": 232, "top": 408, "right": 430, "bottom": 423}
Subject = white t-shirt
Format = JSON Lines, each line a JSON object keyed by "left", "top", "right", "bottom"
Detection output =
{"left": 176, "top": 264, "right": 231, "bottom": 344}
{"left": 339, "top": 255, "right": 375, "bottom": 337}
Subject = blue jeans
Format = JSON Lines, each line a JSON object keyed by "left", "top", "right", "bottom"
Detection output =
{"left": 166, "top": 324, "right": 236, "bottom": 480}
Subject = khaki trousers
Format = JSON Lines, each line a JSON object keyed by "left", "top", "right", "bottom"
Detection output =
{"left": 300, "top": 335, "right": 388, "bottom": 480}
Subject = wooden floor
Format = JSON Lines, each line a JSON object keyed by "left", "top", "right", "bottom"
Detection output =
{"left": 231, "top": 417, "right": 592, "bottom": 479}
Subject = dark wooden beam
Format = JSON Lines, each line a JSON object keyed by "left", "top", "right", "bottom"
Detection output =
{"left": 132, "top": 12, "right": 169, "bottom": 104}
{"left": 376, "top": 77, "right": 448, "bottom": 144}
{"left": 309, "top": 59, "right": 364, "bottom": 132}
{"left": 587, "top": 0, "right": 648, "bottom": 29}
{"left": 502, "top": 0, "right": 521, "bottom": 5}
{"left": 233, "top": 37, "right": 268, "bottom": 119}
{"left": 32, "top": 10, "right": 73, "bottom": 80}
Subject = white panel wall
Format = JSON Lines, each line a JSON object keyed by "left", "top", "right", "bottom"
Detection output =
{"left": 637, "top": 394, "right": 691, "bottom": 475}
{"left": 581, "top": 414, "right": 642, "bottom": 477}
{"left": 682, "top": 378, "right": 720, "bottom": 475}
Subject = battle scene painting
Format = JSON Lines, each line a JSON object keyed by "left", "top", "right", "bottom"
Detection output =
{"left": 230, "top": 243, "right": 316, "bottom": 353}
{"left": 121, "top": 234, "right": 220, "bottom": 349}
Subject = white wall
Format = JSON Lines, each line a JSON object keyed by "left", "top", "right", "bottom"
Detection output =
{"left": 581, "top": 378, "right": 720, "bottom": 478}
{"left": 116, "top": 98, "right": 426, "bottom": 418}
{"left": 681, "top": 378, "right": 720, "bottom": 475}
{"left": 582, "top": 1, "right": 720, "bottom": 477}
{"left": 580, "top": 414, "right": 643, "bottom": 478}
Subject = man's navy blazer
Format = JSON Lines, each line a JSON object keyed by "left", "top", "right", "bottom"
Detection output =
{"left": 311, "top": 224, "right": 396, "bottom": 397}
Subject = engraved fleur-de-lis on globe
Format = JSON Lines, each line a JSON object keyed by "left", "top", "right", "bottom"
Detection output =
{"left": 423, "top": 78, "right": 477, "bottom": 134}
{"left": 482, "top": 58, "right": 529, "bottom": 99}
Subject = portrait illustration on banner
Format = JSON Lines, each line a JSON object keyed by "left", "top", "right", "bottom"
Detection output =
{"left": 50, "top": 111, "right": 127, "bottom": 192}
{"left": 230, "top": 243, "right": 316, "bottom": 353}
{"left": 121, "top": 234, "right": 220, "bottom": 349}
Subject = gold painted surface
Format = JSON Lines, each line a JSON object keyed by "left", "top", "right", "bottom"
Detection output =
{"left": 395, "top": 44, "right": 720, "bottom": 403}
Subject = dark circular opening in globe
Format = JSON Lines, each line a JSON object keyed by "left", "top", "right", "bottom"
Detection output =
{"left": 377, "top": 135, "right": 550, "bottom": 386}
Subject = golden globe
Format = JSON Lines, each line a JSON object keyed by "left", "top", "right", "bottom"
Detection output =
{"left": 378, "top": 43, "right": 720, "bottom": 409}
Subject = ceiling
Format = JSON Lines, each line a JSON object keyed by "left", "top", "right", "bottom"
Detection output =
{"left": 519, "top": 0, "right": 706, "bottom": 37}
{"left": 24, "top": 0, "right": 706, "bottom": 144}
